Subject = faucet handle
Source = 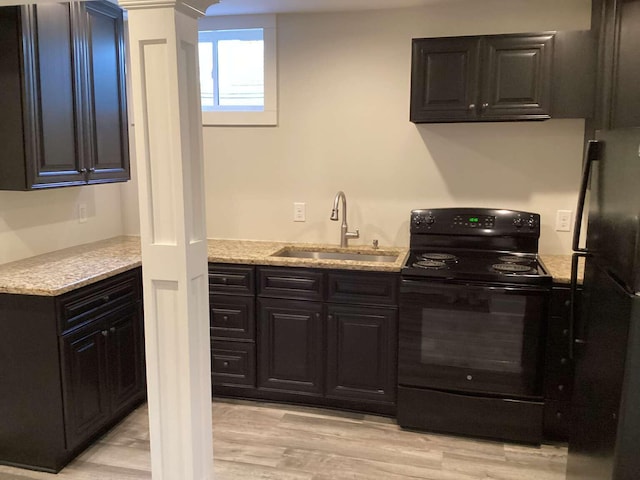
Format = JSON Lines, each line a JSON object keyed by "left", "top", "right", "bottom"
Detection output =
{"left": 345, "top": 229, "right": 359, "bottom": 239}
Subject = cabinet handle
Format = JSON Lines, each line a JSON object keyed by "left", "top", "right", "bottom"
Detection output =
{"left": 80, "top": 168, "right": 88, "bottom": 174}
{"left": 315, "top": 313, "right": 321, "bottom": 319}
{"left": 110, "top": 327, "right": 116, "bottom": 334}
{"left": 327, "top": 315, "right": 333, "bottom": 320}
{"left": 221, "top": 277, "right": 228, "bottom": 284}
{"left": 223, "top": 361, "right": 230, "bottom": 368}
{"left": 102, "top": 295, "right": 110, "bottom": 303}
{"left": 101, "top": 330, "right": 108, "bottom": 337}
{"left": 89, "top": 167, "right": 96, "bottom": 173}
{"left": 222, "top": 315, "right": 229, "bottom": 322}
{"left": 481, "top": 103, "right": 489, "bottom": 111}
{"left": 468, "top": 103, "right": 476, "bottom": 111}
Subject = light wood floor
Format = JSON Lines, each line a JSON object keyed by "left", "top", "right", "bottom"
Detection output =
{"left": 0, "top": 399, "right": 568, "bottom": 480}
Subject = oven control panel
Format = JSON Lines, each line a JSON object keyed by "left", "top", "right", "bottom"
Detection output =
{"left": 411, "top": 208, "right": 540, "bottom": 236}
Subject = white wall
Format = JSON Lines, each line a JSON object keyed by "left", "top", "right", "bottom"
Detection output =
{"left": 0, "top": 184, "right": 124, "bottom": 264}
{"left": 123, "top": 0, "right": 592, "bottom": 254}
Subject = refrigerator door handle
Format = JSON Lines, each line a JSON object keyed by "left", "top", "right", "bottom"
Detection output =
{"left": 569, "top": 252, "right": 588, "bottom": 360}
{"left": 572, "top": 140, "right": 601, "bottom": 253}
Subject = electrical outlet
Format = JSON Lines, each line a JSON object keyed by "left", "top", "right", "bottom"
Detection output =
{"left": 555, "top": 210, "right": 572, "bottom": 232}
{"left": 293, "top": 202, "right": 306, "bottom": 222}
{"left": 78, "top": 203, "right": 88, "bottom": 224}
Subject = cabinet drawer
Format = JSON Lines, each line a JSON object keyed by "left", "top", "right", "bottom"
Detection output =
{"left": 210, "top": 294, "right": 255, "bottom": 340}
{"left": 57, "top": 269, "right": 141, "bottom": 334}
{"left": 327, "top": 271, "right": 398, "bottom": 306}
{"left": 209, "top": 264, "right": 255, "bottom": 295}
{"left": 211, "top": 340, "right": 255, "bottom": 388}
{"left": 258, "top": 267, "right": 324, "bottom": 301}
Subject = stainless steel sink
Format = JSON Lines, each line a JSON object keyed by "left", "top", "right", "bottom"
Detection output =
{"left": 272, "top": 248, "right": 398, "bottom": 263}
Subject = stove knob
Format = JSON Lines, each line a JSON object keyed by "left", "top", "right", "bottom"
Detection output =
{"left": 425, "top": 215, "right": 435, "bottom": 225}
{"left": 527, "top": 218, "right": 536, "bottom": 228}
{"left": 412, "top": 215, "right": 423, "bottom": 227}
{"left": 513, "top": 217, "right": 524, "bottom": 228}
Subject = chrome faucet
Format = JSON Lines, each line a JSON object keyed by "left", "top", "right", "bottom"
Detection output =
{"left": 330, "top": 191, "right": 359, "bottom": 247}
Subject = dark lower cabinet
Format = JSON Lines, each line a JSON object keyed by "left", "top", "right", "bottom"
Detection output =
{"left": 0, "top": 269, "right": 145, "bottom": 473}
{"left": 543, "top": 283, "right": 579, "bottom": 441}
{"left": 210, "top": 264, "right": 399, "bottom": 415}
{"left": 326, "top": 304, "right": 397, "bottom": 405}
{"left": 209, "top": 264, "right": 257, "bottom": 391}
{"left": 257, "top": 298, "right": 324, "bottom": 396}
{"left": 62, "top": 303, "right": 146, "bottom": 449}
{"left": 61, "top": 320, "right": 111, "bottom": 451}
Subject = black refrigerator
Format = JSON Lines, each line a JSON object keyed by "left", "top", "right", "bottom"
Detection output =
{"left": 566, "top": 128, "right": 640, "bottom": 480}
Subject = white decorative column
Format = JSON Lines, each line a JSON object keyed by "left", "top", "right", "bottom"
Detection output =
{"left": 119, "top": 1, "right": 216, "bottom": 479}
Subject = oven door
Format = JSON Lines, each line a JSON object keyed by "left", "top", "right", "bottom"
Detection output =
{"left": 399, "top": 278, "right": 549, "bottom": 398}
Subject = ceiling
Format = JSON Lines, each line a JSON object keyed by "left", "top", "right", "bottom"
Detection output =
{"left": 205, "top": 0, "right": 448, "bottom": 16}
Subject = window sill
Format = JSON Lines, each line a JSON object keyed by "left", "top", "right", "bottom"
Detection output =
{"left": 202, "top": 109, "right": 277, "bottom": 126}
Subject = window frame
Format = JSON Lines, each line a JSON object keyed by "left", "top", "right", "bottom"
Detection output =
{"left": 198, "top": 14, "right": 277, "bottom": 126}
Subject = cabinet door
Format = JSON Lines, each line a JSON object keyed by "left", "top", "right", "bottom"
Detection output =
{"left": 257, "top": 298, "right": 323, "bottom": 395}
{"left": 326, "top": 304, "right": 397, "bottom": 405}
{"left": 79, "top": 1, "right": 129, "bottom": 184}
{"left": 61, "top": 320, "right": 110, "bottom": 450}
{"left": 410, "top": 37, "right": 480, "bottom": 123}
{"left": 106, "top": 303, "right": 146, "bottom": 415}
{"left": 609, "top": 0, "right": 640, "bottom": 128}
{"left": 480, "top": 34, "right": 553, "bottom": 120}
{"left": 21, "top": 4, "right": 86, "bottom": 188}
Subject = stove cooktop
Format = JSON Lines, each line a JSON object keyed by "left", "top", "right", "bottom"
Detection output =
{"left": 402, "top": 249, "right": 552, "bottom": 286}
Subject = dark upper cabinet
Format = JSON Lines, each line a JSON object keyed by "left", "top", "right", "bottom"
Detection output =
{"left": 0, "top": 1, "right": 129, "bottom": 191}
{"left": 409, "top": 37, "right": 480, "bottom": 122}
{"left": 81, "top": 1, "right": 130, "bottom": 184}
{"left": 596, "top": 0, "right": 640, "bottom": 129}
{"left": 411, "top": 33, "right": 555, "bottom": 123}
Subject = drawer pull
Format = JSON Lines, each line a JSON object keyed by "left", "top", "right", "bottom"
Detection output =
{"left": 101, "top": 330, "right": 108, "bottom": 337}
{"left": 222, "top": 315, "right": 229, "bottom": 322}
{"left": 110, "top": 327, "right": 116, "bottom": 334}
{"left": 558, "top": 384, "right": 565, "bottom": 391}
{"left": 102, "top": 295, "right": 110, "bottom": 303}
{"left": 221, "top": 277, "right": 228, "bottom": 284}
{"left": 560, "top": 357, "right": 568, "bottom": 365}
{"left": 223, "top": 361, "right": 230, "bottom": 368}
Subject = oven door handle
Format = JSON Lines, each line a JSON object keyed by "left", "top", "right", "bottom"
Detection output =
{"left": 400, "top": 279, "right": 549, "bottom": 295}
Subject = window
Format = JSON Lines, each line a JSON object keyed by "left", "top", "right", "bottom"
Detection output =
{"left": 198, "top": 15, "right": 277, "bottom": 126}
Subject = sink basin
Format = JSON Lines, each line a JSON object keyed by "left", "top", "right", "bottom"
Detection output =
{"left": 271, "top": 248, "right": 398, "bottom": 263}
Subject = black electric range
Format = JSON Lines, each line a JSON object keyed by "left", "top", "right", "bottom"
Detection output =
{"left": 397, "top": 208, "right": 552, "bottom": 444}
{"left": 402, "top": 208, "right": 551, "bottom": 286}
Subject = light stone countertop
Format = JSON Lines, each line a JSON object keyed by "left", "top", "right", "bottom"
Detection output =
{"left": 0, "top": 236, "right": 142, "bottom": 296}
{"left": 0, "top": 237, "right": 408, "bottom": 296}
{"left": 0, "top": 235, "right": 582, "bottom": 297}
{"left": 539, "top": 254, "right": 584, "bottom": 285}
